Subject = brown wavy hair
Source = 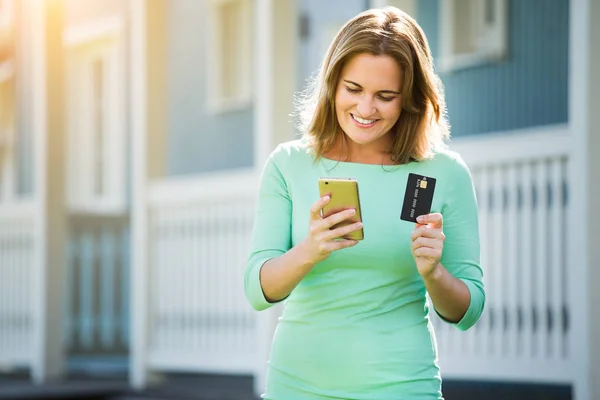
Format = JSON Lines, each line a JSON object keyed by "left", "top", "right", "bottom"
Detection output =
{"left": 297, "top": 7, "right": 449, "bottom": 164}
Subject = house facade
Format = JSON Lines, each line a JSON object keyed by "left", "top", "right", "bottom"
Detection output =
{"left": 0, "top": 0, "right": 598, "bottom": 399}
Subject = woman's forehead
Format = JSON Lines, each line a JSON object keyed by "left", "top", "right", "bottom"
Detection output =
{"left": 340, "top": 53, "right": 403, "bottom": 89}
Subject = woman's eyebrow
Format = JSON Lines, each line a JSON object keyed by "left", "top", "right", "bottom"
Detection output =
{"left": 343, "top": 79, "right": 400, "bottom": 95}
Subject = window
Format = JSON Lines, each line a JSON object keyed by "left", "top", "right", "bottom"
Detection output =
{"left": 65, "top": 17, "right": 126, "bottom": 214}
{"left": 207, "top": 0, "right": 253, "bottom": 113}
{"left": 439, "top": 0, "right": 508, "bottom": 72}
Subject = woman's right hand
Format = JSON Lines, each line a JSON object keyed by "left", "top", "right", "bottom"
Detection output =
{"left": 298, "top": 195, "right": 362, "bottom": 265}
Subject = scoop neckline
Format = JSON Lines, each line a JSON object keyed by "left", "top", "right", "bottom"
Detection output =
{"left": 318, "top": 155, "right": 416, "bottom": 170}
{"left": 297, "top": 138, "right": 418, "bottom": 170}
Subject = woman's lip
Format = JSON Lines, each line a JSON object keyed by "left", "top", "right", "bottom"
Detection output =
{"left": 350, "top": 113, "right": 378, "bottom": 127}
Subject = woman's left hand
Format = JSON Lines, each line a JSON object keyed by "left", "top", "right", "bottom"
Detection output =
{"left": 410, "top": 213, "right": 445, "bottom": 279}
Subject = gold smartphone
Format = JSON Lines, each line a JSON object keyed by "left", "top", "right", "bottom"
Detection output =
{"left": 318, "top": 178, "right": 364, "bottom": 240}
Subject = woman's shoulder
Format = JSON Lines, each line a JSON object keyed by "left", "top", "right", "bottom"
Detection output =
{"left": 427, "top": 146, "right": 471, "bottom": 176}
{"left": 269, "top": 138, "right": 313, "bottom": 165}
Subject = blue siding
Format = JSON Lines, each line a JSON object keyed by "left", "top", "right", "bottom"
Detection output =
{"left": 297, "top": 0, "right": 368, "bottom": 92}
{"left": 166, "top": 0, "right": 254, "bottom": 176}
{"left": 418, "top": 0, "right": 569, "bottom": 137}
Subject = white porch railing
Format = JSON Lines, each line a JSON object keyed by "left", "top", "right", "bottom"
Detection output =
{"left": 435, "top": 124, "right": 574, "bottom": 383}
{"left": 146, "top": 170, "right": 258, "bottom": 374}
{"left": 0, "top": 201, "right": 36, "bottom": 368}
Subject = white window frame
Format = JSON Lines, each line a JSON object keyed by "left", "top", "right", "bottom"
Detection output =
{"left": 206, "top": 0, "right": 253, "bottom": 114}
{"left": 64, "top": 16, "right": 127, "bottom": 214}
{"left": 439, "top": 0, "right": 508, "bottom": 72}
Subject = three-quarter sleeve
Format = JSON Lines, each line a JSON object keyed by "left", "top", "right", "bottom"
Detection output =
{"left": 244, "top": 149, "right": 292, "bottom": 311}
{"left": 438, "top": 154, "right": 485, "bottom": 331}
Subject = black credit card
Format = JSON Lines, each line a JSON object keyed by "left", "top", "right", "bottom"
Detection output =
{"left": 400, "top": 173, "right": 437, "bottom": 223}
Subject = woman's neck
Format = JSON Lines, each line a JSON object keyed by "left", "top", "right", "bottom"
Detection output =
{"left": 325, "top": 137, "right": 397, "bottom": 165}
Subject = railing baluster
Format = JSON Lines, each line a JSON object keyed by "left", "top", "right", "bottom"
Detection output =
{"left": 191, "top": 208, "right": 201, "bottom": 352}
{"left": 0, "top": 229, "right": 6, "bottom": 357}
{"left": 506, "top": 163, "right": 519, "bottom": 357}
{"left": 80, "top": 232, "right": 95, "bottom": 350}
{"left": 200, "top": 207, "right": 210, "bottom": 352}
{"left": 183, "top": 206, "right": 193, "bottom": 350}
{"left": 535, "top": 160, "right": 549, "bottom": 359}
{"left": 520, "top": 162, "right": 534, "bottom": 358}
{"left": 477, "top": 168, "right": 491, "bottom": 357}
{"left": 120, "top": 224, "right": 130, "bottom": 349}
{"left": 492, "top": 166, "right": 504, "bottom": 357}
{"left": 550, "top": 159, "right": 564, "bottom": 360}
{"left": 100, "top": 227, "right": 116, "bottom": 349}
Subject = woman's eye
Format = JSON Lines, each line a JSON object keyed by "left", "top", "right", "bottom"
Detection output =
{"left": 378, "top": 96, "right": 395, "bottom": 102}
{"left": 345, "top": 87, "right": 361, "bottom": 93}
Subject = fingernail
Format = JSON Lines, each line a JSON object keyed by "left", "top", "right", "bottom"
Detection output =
{"left": 324, "top": 196, "right": 330, "bottom": 201}
{"left": 417, "top": 216, "right": 424, "bottom": 223}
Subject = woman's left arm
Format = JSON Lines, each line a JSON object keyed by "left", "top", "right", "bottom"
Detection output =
{"left": 410, "top": 155, "right": 485, "bottom": 331}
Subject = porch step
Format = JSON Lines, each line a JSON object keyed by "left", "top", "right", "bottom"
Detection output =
{"left": 0, "top": 378, "right": 128, "bottom": 400}
{"left": 443, "top": 380, "right": 572, "bottom": 400}
{"left": 0, "top": 374, "right": 572, "bottom": 400}
{"left": 110, "top": 377, "right": 571, "bottom": 400}
{"left": 108, "top": 373, "right": 260, "bottom": 400}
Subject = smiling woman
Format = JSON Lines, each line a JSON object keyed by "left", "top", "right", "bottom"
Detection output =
{"left": 245, "top": 6, "right": 484, "bottom": 400}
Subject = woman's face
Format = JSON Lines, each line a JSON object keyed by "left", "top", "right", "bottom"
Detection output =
{"left": 334, "top": 53, "right": 403, "bottom": 151}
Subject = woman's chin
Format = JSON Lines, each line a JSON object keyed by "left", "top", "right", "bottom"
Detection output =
{"left": 346, "top": 132, "right": 383, "bottom": 146}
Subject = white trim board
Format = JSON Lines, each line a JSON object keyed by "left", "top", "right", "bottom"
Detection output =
{"left": 448, "top": 124, "right": 569, "bottom": 167}
{"left": 147, "top": 168, "right": 257, "bottom": 207}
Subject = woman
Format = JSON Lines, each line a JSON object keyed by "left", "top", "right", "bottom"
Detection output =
{"left": 245, "top": 6, "right": 484, "bottom": 400}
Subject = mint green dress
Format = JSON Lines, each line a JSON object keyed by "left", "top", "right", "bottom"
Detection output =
{"left": 245, "top": 140, "right": 485, "bottom": 400}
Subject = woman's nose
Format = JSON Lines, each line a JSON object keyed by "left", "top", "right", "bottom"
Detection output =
{"left": 356, "top": 99, "right": 376, "bottom": 118}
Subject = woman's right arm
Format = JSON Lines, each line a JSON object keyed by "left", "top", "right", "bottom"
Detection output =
{"left": 245, "top": 151, "right": 361, "bottom": 311}
{"left": 259, "top": 198, "right": 361, "bottom": 303}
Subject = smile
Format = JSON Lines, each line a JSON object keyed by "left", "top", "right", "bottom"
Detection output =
{"left": 351, "top": 113, "right": 379, "bottom": 126}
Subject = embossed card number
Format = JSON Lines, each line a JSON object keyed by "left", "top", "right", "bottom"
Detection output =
{"left": 400, "top": 173, "right": 436, "bottom": 223}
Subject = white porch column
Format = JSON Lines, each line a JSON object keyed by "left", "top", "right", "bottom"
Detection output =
{"left": 30, "top": 0, "right": 67, "bottom": 383}
{"left": 129, "top": 0, "right": 150, "bottom": 389}
{"left": 569, "top": 0, "right": 600, "bottom": 399}
{"left": 129, "top": 0, "right": 167, "bottom": 389}
{"left": 253, "top": 0, "right": 296, "bottom": 396}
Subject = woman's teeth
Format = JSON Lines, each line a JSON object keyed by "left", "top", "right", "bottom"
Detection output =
{"left": 351, "top": 114, "right": 377, "bottom": 125}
